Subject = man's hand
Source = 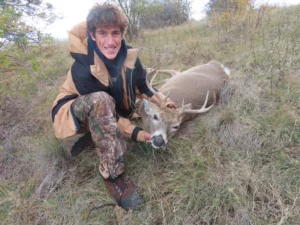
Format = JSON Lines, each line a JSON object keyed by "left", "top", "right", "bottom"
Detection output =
{"left": 166, "top": 98, "right": 177, "bottom": 109}
{"left": 166, "top": 102, "right": 177, "bottom": 109}
{"left": 137, "top": 130, "right": 151, "bottom": 142}
{"left": 143, "top": 132, "right": 151, "bottom": 141}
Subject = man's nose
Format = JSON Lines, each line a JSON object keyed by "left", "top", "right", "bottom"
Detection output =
{"left": 106, "top": 34, "right": 114, "bottom": 44}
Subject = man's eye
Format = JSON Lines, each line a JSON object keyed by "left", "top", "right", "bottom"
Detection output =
{"left": 153, "top": 115, "right": 159, "bottom": 121}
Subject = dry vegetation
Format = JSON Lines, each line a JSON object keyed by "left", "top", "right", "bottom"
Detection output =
{"left": 0, "top": 4, "right": 299, "bottom": 225}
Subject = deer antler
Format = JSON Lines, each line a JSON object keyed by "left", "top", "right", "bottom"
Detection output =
{"left": 146, "top": 69, "right": 168, "bottom": 108}
{"left": 156, "top": 69, "right": 180, "bottom": 76}
{"left": 180, "top": 91, "right": 216, "bottom": 114}
{"left": 150, "top": 69, "right": 178, "bottom": 87}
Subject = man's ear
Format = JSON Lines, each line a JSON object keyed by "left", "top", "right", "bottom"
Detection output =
{"left": 89, "top": 32, "right": 96, "bottom": 41}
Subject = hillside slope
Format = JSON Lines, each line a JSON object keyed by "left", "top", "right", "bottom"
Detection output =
{"left": 0, "top": 5, "right": 299, "bottom": 225}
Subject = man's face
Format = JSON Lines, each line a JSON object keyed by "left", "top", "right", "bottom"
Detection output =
{"left": 90, "top": 25, "right": 123, "bottom": 61}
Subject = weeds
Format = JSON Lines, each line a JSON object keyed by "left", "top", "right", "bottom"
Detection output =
{"left": 0, "top": 4, "right": 299, "bottom": 225}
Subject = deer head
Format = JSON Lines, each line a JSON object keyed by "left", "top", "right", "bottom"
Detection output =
{"left": 141, "top": 70, "right": 215, "bottom": 149}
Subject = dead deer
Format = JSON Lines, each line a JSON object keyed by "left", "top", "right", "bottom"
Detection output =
{"left": 138, "top": 60, "right": 230, "bottom": 149}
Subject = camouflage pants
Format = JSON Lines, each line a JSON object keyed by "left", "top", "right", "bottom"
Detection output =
{"left": 71, "top": 92, "right": 127, "bottom": 179}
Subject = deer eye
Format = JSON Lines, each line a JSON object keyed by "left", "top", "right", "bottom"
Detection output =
{"left": 172, "top": 125, "right": 179, "bottom": 130}
{"left": 153, "top": 115, "right": 159, "bottom": 121}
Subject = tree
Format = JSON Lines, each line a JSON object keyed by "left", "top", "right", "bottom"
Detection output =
{"left": 0, "top": 0, "right": 57, "bottom": 50}
{"left": 140, "top": 0, "right": 191, "bottom": 29}
{"left": 110, "top": 0, "right": 191, "bottom": 40}
{"left": 205, "top": 0, "right": 254, "bottom": 33}
{"left": 0, "top": 0, "right": 60, "bottom": 97}
{"left": 205, "top": 0, "right": 253, "bottom": 20}
{"left": 108, "top": 0, "right": 147, "bottom": 41}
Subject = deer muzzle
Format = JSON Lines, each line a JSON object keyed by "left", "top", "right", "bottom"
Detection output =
{"left": 151, "top": 135, "right": 165, "bottom": 149}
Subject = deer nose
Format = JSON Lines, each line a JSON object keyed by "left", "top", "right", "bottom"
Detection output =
{"left": 151, "top": 135, "right": 165, "bottom": 148}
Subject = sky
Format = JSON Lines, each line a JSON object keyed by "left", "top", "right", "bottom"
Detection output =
{"left": 45, "top": 0, "right": 300, "bottom": 39}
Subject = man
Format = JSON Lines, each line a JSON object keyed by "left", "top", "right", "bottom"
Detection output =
{"left": 51, "top": 3, "right": 175, "bottom": 210}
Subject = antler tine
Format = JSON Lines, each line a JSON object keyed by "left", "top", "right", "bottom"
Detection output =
{"left": 150, "top": 71, "right": 171, "bottom": 107}
{"left": 163, "top": 90, "right": 170, "bottom": 107}
{"left": 156, "top": 69, "right": 179, "bottom": 77}
{"left": 181, "top": 98, "right": 185, "bottom": 108}
{"left": 146, "top": 69, "right": 165, "bottom": 107}
{"left": 182, "top": 91, "right": 216, "bottom": 114}
{"left": 149, "top": 70, "right": 159, "bottom": 86}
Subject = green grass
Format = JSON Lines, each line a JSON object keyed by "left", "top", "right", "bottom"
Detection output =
{"left": 0, "top": 4, "right": 300, "bottom": 225}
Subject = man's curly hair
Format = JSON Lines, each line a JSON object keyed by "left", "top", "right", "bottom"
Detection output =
{"left": 86, "top": 3, "right": 128, "bottom": 36}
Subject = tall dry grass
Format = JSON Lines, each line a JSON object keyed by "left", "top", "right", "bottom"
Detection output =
{"left": 0, "top": 4, "right": 299, "bottom": 225}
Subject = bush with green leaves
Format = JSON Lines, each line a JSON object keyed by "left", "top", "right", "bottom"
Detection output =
{"left": 0, "top": 0, "right": 57, "bottom": 50}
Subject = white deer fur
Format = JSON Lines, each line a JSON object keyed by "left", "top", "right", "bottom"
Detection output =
{"left": 139, "top": 60, "right": 230, "bottom": 149}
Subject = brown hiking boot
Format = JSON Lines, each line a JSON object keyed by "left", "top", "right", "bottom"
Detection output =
{"left": 102, "top": 174, "right": 144, "bottom": 210}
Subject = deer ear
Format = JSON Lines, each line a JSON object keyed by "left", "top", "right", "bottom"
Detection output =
{"left": 143, "top": 99, "right": 152, "bottom": 115}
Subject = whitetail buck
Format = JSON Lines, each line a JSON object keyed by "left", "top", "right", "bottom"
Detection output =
{"left": 138, "top": 60, "right": 230, "bottom": 149}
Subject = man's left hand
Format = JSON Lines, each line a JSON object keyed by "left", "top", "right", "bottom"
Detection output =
{"left": 166, "top": 102, "right": 177, "bottom": 109}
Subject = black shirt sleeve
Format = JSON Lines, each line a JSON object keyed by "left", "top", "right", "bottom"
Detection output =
{"left": 135, "top": 57, "right": 154, "bottom": 98}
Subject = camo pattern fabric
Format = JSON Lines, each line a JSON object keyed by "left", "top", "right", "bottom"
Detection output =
{"left": 72, "top": 91, "right": 127, "bottom": 179}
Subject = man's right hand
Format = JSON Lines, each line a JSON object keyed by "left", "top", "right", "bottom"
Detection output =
{"left": 137, "top": 130, "right": 151, "bottom": 142}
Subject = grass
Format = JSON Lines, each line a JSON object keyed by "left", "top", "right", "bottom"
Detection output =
{"left": 0, "top": 4, "right": 300, "bottom": 225}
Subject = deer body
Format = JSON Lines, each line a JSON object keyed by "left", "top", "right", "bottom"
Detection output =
{"left": 139, "top": 60, "right": 230, "bottom": 148}
{"left": 159, "top": 60, "right": 229, "bottom": 121}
